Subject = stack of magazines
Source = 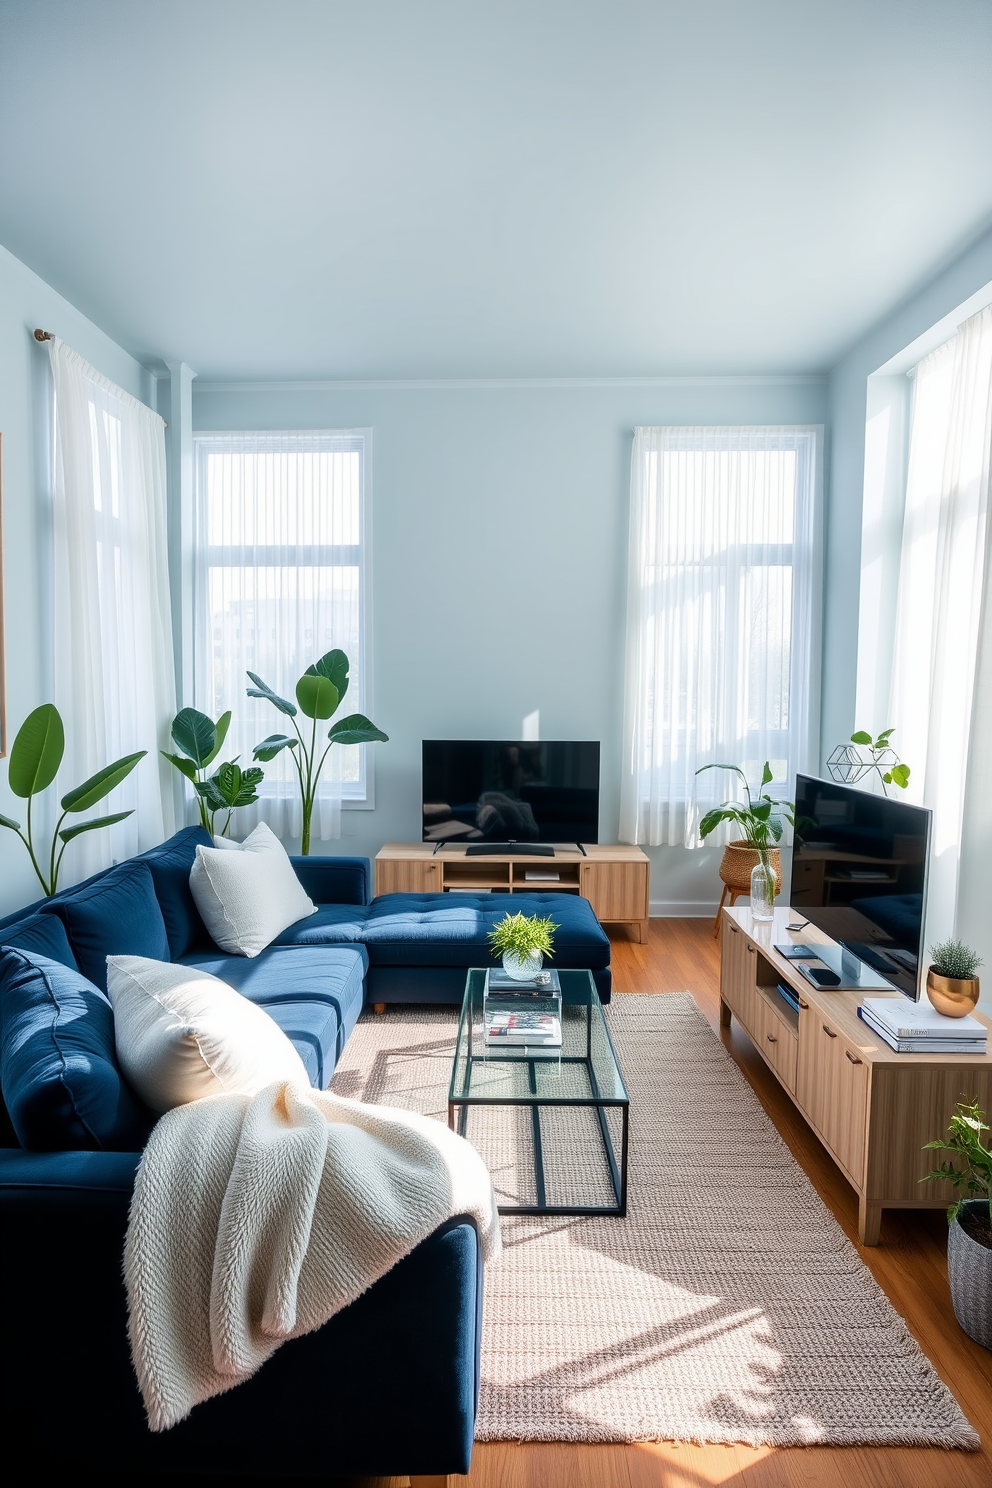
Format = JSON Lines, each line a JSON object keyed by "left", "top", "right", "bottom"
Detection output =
{"left": 859, "top": 997, "right": 987, "bottom": 1054}
{"left": 484, "top": 967, "right": 562, "bottom": 1048}
{"left": 484, "top": 1009, "right": 562, "bottom": 1046}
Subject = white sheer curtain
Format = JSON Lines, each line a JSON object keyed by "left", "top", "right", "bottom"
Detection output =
{"left": 49, "top": 338, "right": 177, "bottom": 879}
{"left": 620, "top": 426, "right": 819, "bottom": 847}
{"left": 889, "top": 305, "right": 992, "bottom": 942}
{"left": 192, "top": 432, "right": 368, "bottom": 843}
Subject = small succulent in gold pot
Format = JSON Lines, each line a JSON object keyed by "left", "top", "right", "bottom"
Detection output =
{"left": 926, "top": 938, "right": 982, "bottom": 1018}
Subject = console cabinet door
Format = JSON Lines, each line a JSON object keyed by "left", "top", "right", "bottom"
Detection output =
{"left": 748, "top": 992, "right": 798, "bottom": 1095}
{"left": 720, "top": 919, "right": 756, "bottom": 1031}
{"left": 376, "top": 857, "right": 443, "bottom": 895}
{"left": 580, "top": 860, "right": 649, "bottom": 923}
{"left": 797, "top": 1006, "right": 868, "bottom": 1184}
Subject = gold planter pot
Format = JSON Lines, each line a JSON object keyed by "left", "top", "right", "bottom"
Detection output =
{"left": 926, "top": 969, "right": 980, "bottom": 1018}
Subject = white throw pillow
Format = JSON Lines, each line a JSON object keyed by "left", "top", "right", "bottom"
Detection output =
{"left": 189, "top": 820, "right": 317, "bottom": 957}
{"left": 106, "top": 955, "right": 311, "bottom": 1113}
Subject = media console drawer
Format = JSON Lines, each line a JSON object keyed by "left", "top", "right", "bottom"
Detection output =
{"left": 749, "top": 991, "right": 798, "bottom": 1095}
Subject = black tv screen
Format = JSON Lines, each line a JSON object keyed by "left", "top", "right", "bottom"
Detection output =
{"left": 422, "top": 740, "right": 600, "bottom": 845}
{"left": 790, "top": 773, "right": 931, "bottom": 999}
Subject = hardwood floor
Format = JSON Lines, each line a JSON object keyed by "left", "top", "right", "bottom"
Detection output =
{"left": 365, "top": 921, "right": 992, "bottom": 1488}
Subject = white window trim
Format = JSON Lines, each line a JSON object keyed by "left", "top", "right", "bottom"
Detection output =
{"left": 191, "top": 427, "right": 375, "bottom": 810}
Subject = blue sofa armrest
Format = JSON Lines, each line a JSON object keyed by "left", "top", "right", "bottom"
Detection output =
{"left": 0, "top": 1148, "right": 481, "bottom": 1476}
{"left": 290, "top": 854, "right": 371, "bottom": 906}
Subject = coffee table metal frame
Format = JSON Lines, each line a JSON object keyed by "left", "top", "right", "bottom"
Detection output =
{"left": 447, "top": 968, "right": 629, "bottom": 1217}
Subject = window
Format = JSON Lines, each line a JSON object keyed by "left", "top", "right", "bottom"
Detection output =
{"left": 192, "top": 431, "right": 372, "bottom": 836}
{"left": 49, "top": 337, "right": 176, "bottom": 878}
{"left": 619, "top": 425, "right": 819, "bottom": 847}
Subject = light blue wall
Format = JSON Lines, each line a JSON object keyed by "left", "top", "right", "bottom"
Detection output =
{"left": 0, "top": 242, "right": 155, "bottom": 914}
{"left": 822, "top": 225, "right": 992, "bottom": 760}
{"left": 194, "top": 377, "right": 827, "bottom": 911}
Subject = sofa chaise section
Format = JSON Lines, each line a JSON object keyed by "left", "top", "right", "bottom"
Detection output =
{"left": 359, "top": 890, "right": 612, "bottom": 1005}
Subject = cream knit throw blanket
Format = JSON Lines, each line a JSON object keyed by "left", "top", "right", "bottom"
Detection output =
{"left": 124, "top": 1081, "right": 501, "bottom": 1431}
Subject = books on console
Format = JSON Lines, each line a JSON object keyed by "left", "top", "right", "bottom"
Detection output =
{"left": 858, "top": 996, "right": 987, "bottom": 1054}
{"left": 777, "top": 982, "right": 801, "bottom": 1015}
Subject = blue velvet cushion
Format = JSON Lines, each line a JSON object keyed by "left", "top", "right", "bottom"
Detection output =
{"left": 0, "top": 911, "right": 78, "bottom": 970}
{"left": 135, "top": 825, "right": 213, "bottom": 959}
{"left": 0, "top": 948, "right": 154, "bottom": 1151}
{"left": 49, "top": 861, "right": 171, "bottom": 992}
{"left": 361, "top": 892, "right": 612, "bottom": 968}
{"left": 270, "top": 904, "right": 372, "bottom": 947}
{"left": 180, "top": 945, "right": 368, "bottom": 1089}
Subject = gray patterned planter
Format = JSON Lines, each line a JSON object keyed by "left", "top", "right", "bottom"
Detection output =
{"left": 947, "top": 1200, "right": 992, "bottom": 1350}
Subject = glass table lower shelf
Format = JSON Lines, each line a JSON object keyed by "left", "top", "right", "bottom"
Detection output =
{"left": 448, "top": 968, "right": 630, "bottom": 1217}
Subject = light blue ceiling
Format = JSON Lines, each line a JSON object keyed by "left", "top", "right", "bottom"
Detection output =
{"left": 1, "top": 0, "right": 991, "bottom": 379}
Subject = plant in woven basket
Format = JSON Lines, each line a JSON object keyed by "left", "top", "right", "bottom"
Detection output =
{"left": 929, "top": 939, "right": 983, "bottom": 982}
{"left": 695, "top": 761, "right": 794, "bottom": 901}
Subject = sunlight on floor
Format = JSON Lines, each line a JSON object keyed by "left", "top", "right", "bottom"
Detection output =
{"left": 633, "top": 1440, "right": 777, "bottom": 1485}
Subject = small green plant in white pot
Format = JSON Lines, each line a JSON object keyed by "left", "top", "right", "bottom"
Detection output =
{"left": 488, "top": 911, "right": 559, "bottom": 981}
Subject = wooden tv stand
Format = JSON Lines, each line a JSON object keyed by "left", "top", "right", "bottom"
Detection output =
{"left": 720, "top": 904, "right": 992, "bottom": 1245}
{"left": 375, "top": 842, "right": 650, "bottom": 941}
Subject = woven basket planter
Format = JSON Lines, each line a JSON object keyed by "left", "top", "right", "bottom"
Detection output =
{"left": 718, "top": 840, "right": 782, "bottom": 893}
{"left": 947, "top": 1200, "right": 992, "bottom": 1350}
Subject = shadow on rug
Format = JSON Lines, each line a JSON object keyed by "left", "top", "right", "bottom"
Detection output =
{"left": 332, "top": 993, "right": 979, "bottom": 1450}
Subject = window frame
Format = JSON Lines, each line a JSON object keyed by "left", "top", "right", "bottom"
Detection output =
{"left": 191, "top": 427, "right": 375, "bottom": 809}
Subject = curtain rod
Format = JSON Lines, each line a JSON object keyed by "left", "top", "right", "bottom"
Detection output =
{"left": 34, "top": 329, "right": 168, "bottom": 426}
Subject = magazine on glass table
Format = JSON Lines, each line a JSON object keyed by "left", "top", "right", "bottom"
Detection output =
{"left": 484, "top": 1008, "right": 563, "bottom": 1048}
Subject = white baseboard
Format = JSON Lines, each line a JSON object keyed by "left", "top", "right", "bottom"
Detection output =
{"left": 649, "top": 899, "right": 719, "bottom": 918}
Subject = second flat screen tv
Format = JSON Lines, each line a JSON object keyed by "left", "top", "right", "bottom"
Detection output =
{"left": 790, "top": 773, "right": 931, "bottom": 999}
{"left": 422, "top": 740, "right": 600, "bottom": 845}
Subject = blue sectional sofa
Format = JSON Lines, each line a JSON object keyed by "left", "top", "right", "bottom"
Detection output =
{"left": 0, "top": 824, "right": 612, "bottom": 1476}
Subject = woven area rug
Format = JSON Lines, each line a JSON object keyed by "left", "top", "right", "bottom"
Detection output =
{"left": 330, "top": 993, "right": 979, "bottom": 1449}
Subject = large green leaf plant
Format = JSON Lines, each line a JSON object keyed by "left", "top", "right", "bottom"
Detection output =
{"left": 162, "top": 707, "right": 264, "bottom": 836}
{"left": 0, "top": 703, "right": 145, "bottom": 896}
{"left": 249, "top": 649, "right": 388, "bottom": 855}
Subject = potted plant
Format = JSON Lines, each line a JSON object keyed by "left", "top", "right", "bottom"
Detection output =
{"left": 247, "top": 649, "right": 388, "bottom": 855}
{"left": 922, "top": 1098, "right": 991, "bottom": 1349}
{"left": 487, "top": 911, "right": 559, "bottom": 982}
{"left": 695, "top": 761, "right": 794, "bottom": 925}
{"left": 926, "top": 938, "right": 983, "bottom": 1018}
{"left": 0, "top": 703, "right": 145, "bottom": 896}
{"left": 162, "top": 707, "right": 264, "bottom": 837}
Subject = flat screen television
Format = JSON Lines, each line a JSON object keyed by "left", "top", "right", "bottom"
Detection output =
{"left": 422, "top": 740, "right": 600, "bottom": 846}
{"left": 790, "top": 773, "right": 932, "bottom": 999}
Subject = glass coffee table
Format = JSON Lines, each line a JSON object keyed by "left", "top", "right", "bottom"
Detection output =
{"left": 448, "top": 968, "right": 629, "bottom": 1217}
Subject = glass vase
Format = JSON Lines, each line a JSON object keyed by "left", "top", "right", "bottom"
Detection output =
{"left": 502, "top": 949, "right": 544, "bottom": 981}
{"left": 750, "top": 859, "right": 775, "bottom": 921}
